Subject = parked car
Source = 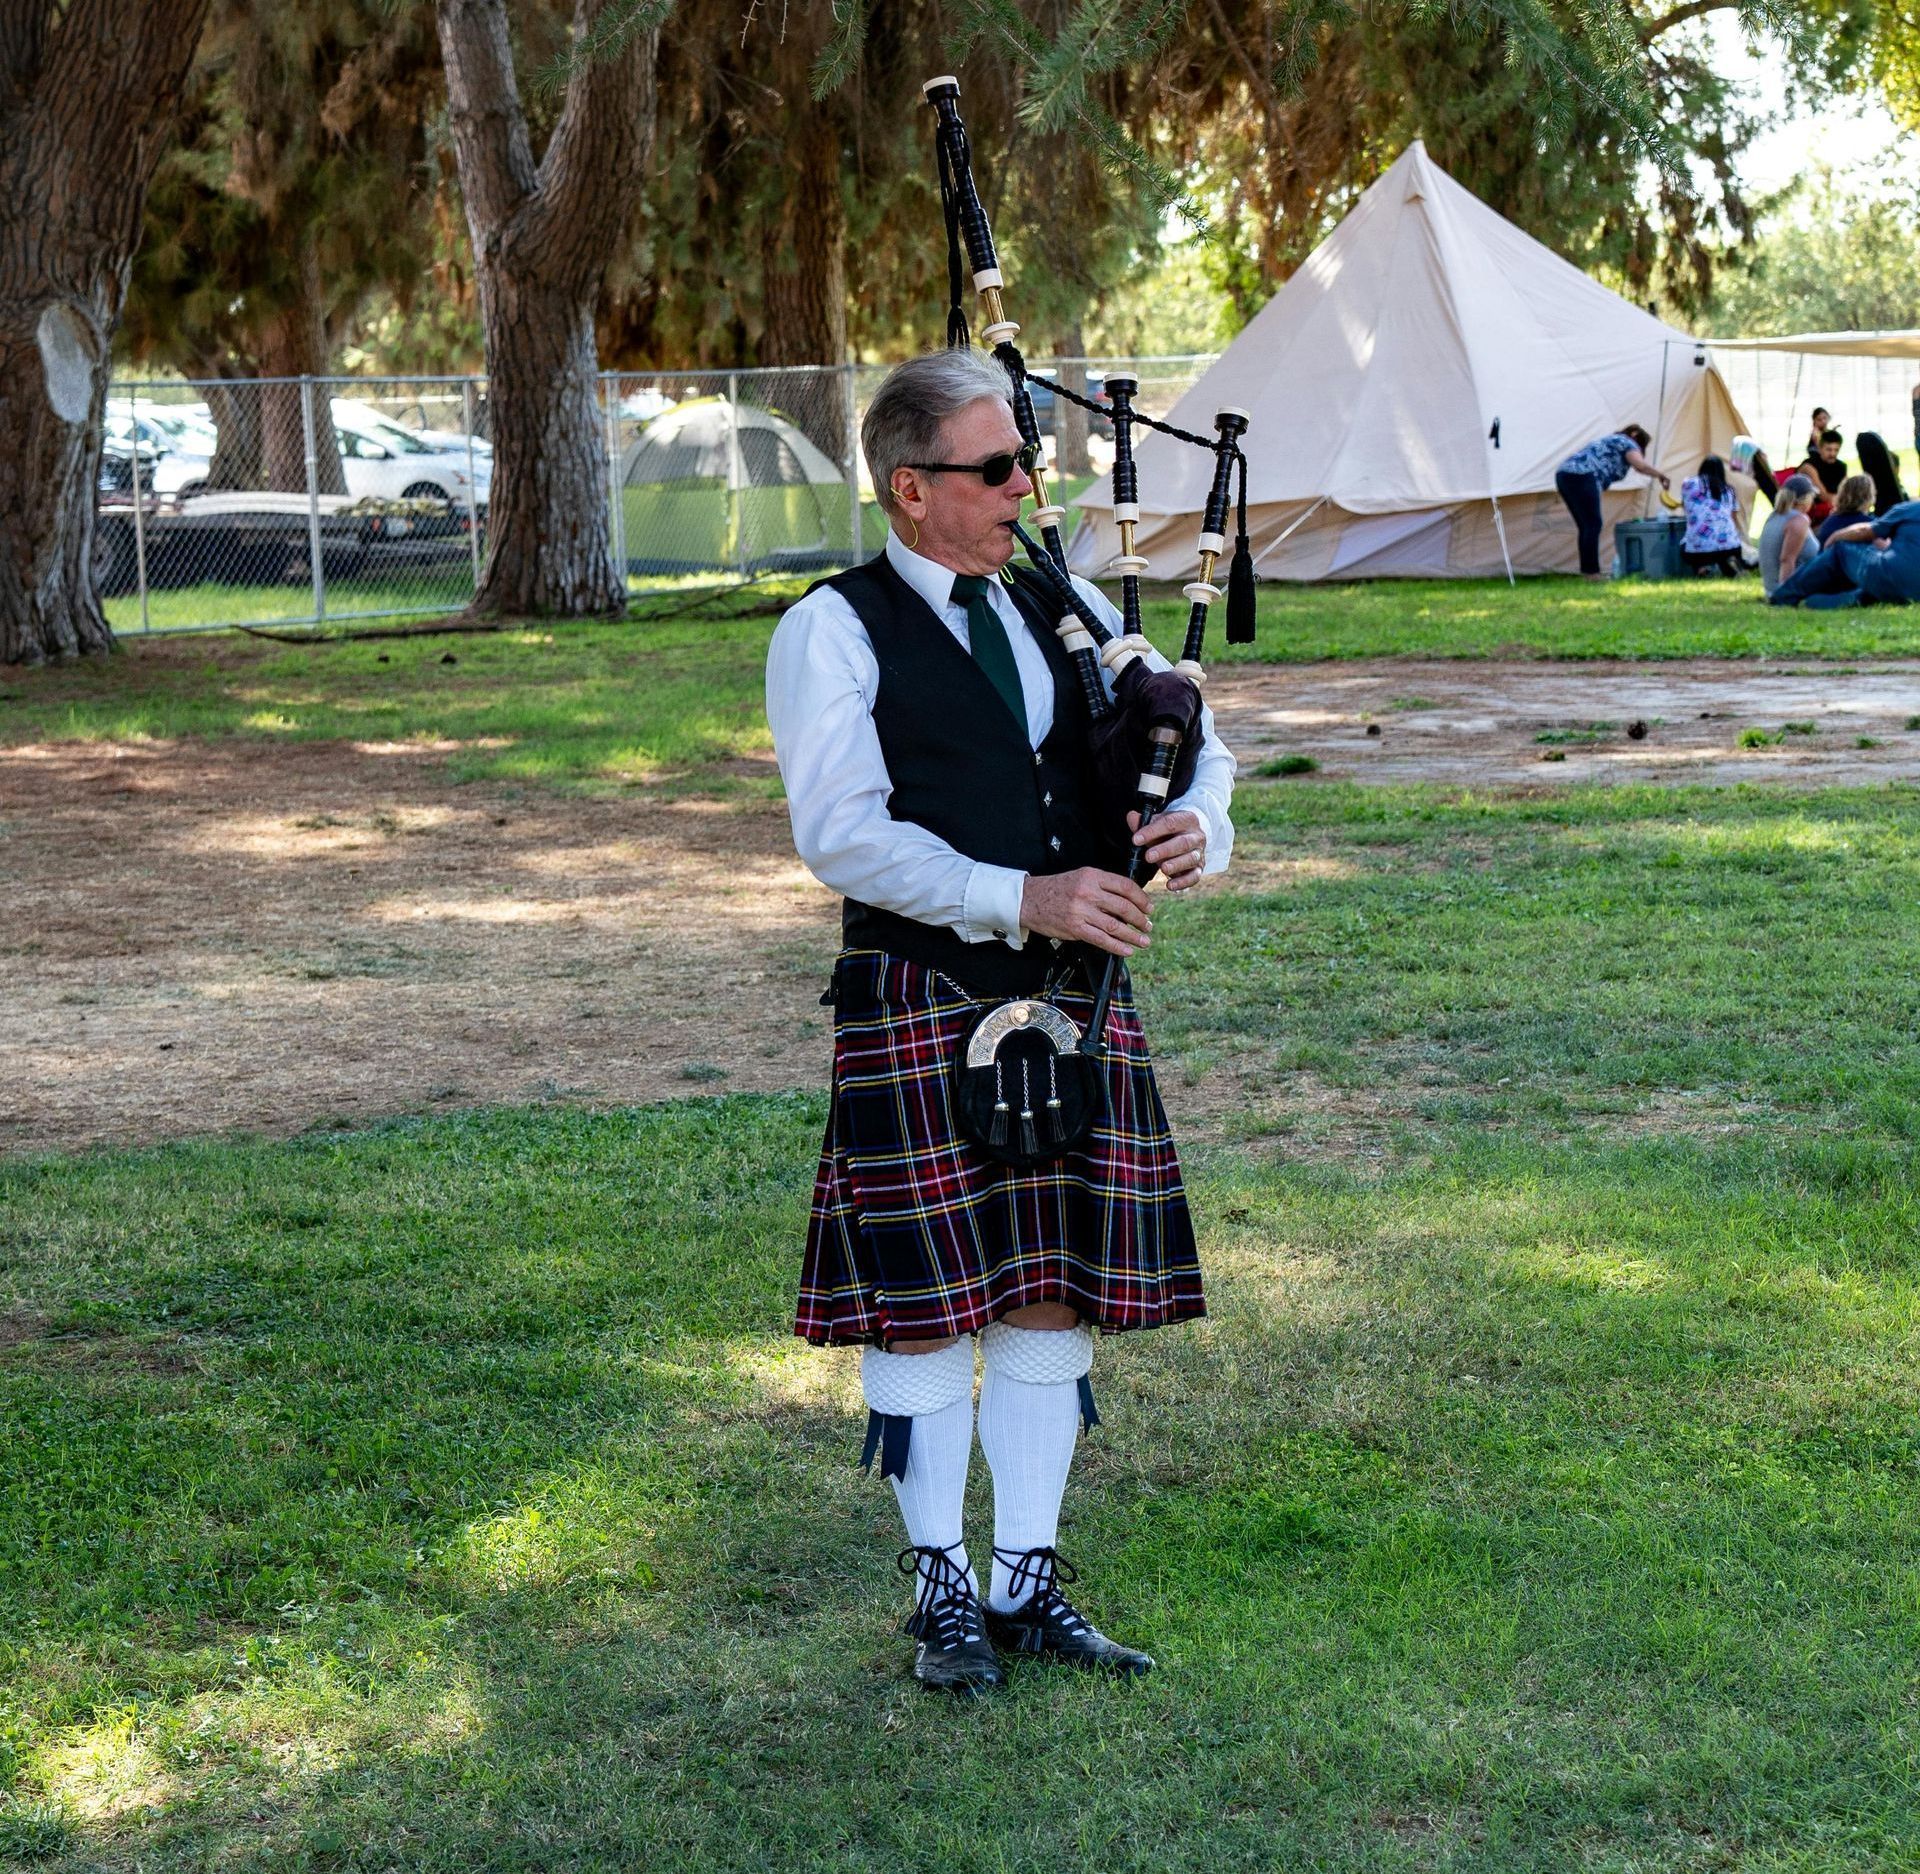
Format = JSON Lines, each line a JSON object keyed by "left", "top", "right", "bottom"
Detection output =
{"left": 330, "top": 400, "right": 491, "bottom": 510}
{"left": 103, "top": 403, "right": 214, "bottom": 497}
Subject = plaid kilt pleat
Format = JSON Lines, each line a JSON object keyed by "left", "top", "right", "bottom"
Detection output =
{"left": 795, "top": 948, "right": 1204, "bottom": 1346}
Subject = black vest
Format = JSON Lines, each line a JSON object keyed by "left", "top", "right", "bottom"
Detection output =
{"left": 814, "top": 553, "right": 1112, "bottom": 997}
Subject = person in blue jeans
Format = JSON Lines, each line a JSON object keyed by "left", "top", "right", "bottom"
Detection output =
{"left": 1770, "top": 501, "right": 1920, "bottom": 608}
{"left": 1555, "top": 425, "right": 1671, "bottom": 579}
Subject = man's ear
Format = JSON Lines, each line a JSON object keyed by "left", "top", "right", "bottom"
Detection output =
{"left": 891, "top": 467, "right": 927, "bottom": 516}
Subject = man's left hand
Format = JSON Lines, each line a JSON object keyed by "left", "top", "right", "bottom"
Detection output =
{"left": 1130, "top": 810, "right": 1207, "bottom": 892}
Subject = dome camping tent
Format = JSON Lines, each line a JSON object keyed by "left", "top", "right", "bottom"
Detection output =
{"left": 617, "top": 398, "right": 879, "bottom": 575}
{"left": 1069, "top": 142, "right": 1753, "bottom": 582}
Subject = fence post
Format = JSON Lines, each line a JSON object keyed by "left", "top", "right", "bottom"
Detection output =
{"left": 842, "top": 362, "right": 860, "bottom": 560}
{"left": 299, "top": 377, "right": 326, "bottom": 622}
{"left": 726, "top": 371, "right": 744, "bottom": 576}
{"left": 463, "top": 378, "right": 483, "bottom": 592}
{"left": 126, "top": 390, "right": 152, "bottom": 633}
{"left": 603, "top": 372, "right": 627, "bottom": 600}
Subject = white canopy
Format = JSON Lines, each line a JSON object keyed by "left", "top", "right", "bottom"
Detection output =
{"left": 1071, "top": 141, "right": 1751, "bottom": 581}
{"left": 1709, "top": 330, "right": 1920, "bottom": 359}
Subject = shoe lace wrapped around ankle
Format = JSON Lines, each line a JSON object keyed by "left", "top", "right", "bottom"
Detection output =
{"left": 992, "top": 1545, "right": 1090, "bottom": 1634}
{"left": 897, "top": 1542, "right": 985, "bottom": 1648}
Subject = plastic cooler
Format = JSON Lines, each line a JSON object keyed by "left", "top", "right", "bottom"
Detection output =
{"left": 1613, "top": 516, "right": 1686, "bottom": 580}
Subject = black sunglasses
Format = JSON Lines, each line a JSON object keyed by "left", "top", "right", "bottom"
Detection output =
{"left": 904, "top": 443, "right": 1040, "bottom": 487}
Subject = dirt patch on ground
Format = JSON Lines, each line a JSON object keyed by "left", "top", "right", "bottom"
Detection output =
{"left": 4, "top": 656, "right": 1915, "bottom": 1157}
{"left": 1208, "top": 657, "right": 1920, "bottom": 786}
{"left": 1, "top": 737, "right": 837, "bottom": 1156}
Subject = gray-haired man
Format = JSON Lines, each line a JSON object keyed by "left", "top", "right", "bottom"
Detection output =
{"left": 766, "top": 350, "right": 1237, "bottom": 1692}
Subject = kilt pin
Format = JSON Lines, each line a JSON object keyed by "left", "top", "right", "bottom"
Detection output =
{"left": 797, "top": 948, "right": 1204, "bottom": 1347}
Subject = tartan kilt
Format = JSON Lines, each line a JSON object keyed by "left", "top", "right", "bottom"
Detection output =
{"left": 796, "top": 948, "right": 1204, "bottom": 1346}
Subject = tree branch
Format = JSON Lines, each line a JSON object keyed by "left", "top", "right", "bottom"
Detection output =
{"left": 1638, "top": 0, "right": 1739, "bottom": 43}
{"left": 434, "top": 0, "right": 539, "bottom": 244}
{"left": 531, "top": 0, "right": 657, "bottom": 281}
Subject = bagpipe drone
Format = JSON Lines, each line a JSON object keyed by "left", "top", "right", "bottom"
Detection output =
{"left": 923, "top": 74, "right": 1256, "bottom": 1109}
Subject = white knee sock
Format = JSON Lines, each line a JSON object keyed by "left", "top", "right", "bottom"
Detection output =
{"left": 976, "top": 1322, "right": 1092, "bottom": 1613}
{"left": 861, "top": 1338, "right": 978, "bottom": 1595}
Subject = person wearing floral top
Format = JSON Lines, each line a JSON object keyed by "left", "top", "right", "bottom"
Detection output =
{"left": 1554, "top": 423, "right": 1670, "bottom": 579}
{"left": 1680, "top": 455, "right": 1744, "bottom": 577}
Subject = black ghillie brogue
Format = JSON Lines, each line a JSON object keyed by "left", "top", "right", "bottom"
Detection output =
{"left": 898, "top": 1543, "right": 1004, "bottom": 1694}
{"left": 983, "top": 1546, "right": 1155, "bottom": 1677}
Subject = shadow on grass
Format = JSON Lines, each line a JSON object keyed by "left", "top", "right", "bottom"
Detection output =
{"left": 4, "top": 1099, "right": 1917, "bottom": 1871}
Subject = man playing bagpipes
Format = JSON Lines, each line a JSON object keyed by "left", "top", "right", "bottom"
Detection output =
{"left": 765, "top": 346, "right": 1238, "bottom": 1692}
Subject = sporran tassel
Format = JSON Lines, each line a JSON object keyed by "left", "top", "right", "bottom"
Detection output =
{"left": 1227, "top": 450, "right": 1257, "bottom": 644}
{"left": 1044, "top": 1052, "right": 1065, "bottom": 1143}
{"left": 989, "top": 1058, "right": 1010, "bottom": 1148}
{"left": 1018, "top": 1059, "right": 1039, "bottom": 1159}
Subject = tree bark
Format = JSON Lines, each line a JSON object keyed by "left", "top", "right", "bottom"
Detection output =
{"left": 0, "top": 0, "right": 213, "bottom": 664}
{"left": 759, "top": 108, "right": 848, "bottom": 460}
{"left": 256, "top": 229, "right": 347, "bottom": 495}
{"left": 436, "top": 0, "right": 656, "bottom": 617}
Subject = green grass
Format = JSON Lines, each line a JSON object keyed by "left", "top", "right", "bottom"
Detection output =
{"left": 103, "top": 569, "right": 480, "bottom": 636}
{"left": 12, "top": 571, "right": 1920, "bottom": 799}
{"left": 5, "top": 783, "right": 1920, "bottom": 1869}
{"left": 0, "top": 605, "right": 793, "bottom": 794}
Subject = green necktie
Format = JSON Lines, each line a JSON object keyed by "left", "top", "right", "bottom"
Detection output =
{"left": 949, "top": 573, "right": 1027, "bottom": 730}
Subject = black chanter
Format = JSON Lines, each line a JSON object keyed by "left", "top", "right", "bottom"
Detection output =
{"left": 920, "top": 73, "right": 1259, "bottom": 1078}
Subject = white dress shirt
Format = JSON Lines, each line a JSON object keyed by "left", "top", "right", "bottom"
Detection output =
{"left": 765, "top": 529, "right": 1237, "bottom": 951}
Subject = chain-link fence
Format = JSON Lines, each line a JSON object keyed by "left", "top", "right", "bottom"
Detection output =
{"left": 99, "top": 358, "right": 1220, "bottom": 636}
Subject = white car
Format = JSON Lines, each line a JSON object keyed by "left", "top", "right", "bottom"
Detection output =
{"left": 330, "top": 400, "right": 491, "bottom": 509}
{"left": 104, "top": 401, "right": 215, "bottom": 497}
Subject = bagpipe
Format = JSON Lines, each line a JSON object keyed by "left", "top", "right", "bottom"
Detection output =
{"left": 922, "top": 74, "right": 1256, "bottom": 1098}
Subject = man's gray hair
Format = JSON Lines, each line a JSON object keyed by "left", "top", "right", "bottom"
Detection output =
{"left": 863, "top": 350, "right": 1015, "bottom": 513}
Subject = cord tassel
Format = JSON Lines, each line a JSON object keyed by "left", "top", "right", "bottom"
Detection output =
{"left": 1227, "top": 450, "right": 1257, "bottom": 644}
{"left": 1044, "top": 1053, "right": 1065, "bottom": 1143}
{"left": 1018, "top": 1059, "right": 1039, "bottom": 1159}
{"left": 988, "top": 1058, "right": 1010, "bottom": 1148}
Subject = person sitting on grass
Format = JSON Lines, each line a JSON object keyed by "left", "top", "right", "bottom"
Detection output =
{"left": 1680, "top": 455, "right": 1744, "bottom": 576}
{"left": 1758, "top": 475, "right": 1817, "bottom": 597}
{"left": 1815, "top": 474, "right": 1876, "bottom": 548}
{"left": 1555, "top": 423, "right": 1669, "bottom": 580}
{"left": 1770, "top": 499, "right": 1920, "bottom": 609}
{"left": 1804, "top": 406, "right": 1833, "bottom": 461}
{"left": 1856, "top": 430, "right": 1909, "bottom": 516}
{"left": 1798, "top": 428, "right": 1847, "bottom": 525}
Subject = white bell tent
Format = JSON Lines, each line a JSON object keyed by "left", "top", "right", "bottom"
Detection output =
{"left": 1070, "top": 141, "right": 1752, "bottom": 581}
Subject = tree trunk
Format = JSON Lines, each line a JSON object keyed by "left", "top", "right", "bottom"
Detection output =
{"left": 436, "top": 0, "right": 656, "bottom": 618}
{"left": 1054, "top": 323, "right": 1091, "bottom": 477}
{"left": 760, "top": 109, "right": 847, "bottom": 460}
{"left": 197, "top": 368, "right": 265, "bottom": 490}
{"left": 0, "top": 0, "right": 213, "bottom": 664}
{"left": 256, "top": 229, "right": 347, "bottom": 495}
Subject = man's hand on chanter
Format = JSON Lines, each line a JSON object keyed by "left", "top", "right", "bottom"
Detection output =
{"left": 1020, "top": 868, "right": 1153, "bottom": 957}
{"left": 1129, "top": 809, "right": 1207, "bottom": 892}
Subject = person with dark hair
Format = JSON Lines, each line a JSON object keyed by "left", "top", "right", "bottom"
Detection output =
{"left": 1816, "top": 474, "right": 1876, "bottom": 547}
{"left": 1771, "top": 500, "right": 1920, "bottom": 608}
{"left": 1805, "top": 407, "right": 1832, "bottom": 459}
{"left": 1798, "top": 428, "right": 1847, "bottom": 524}
{"left": 1554, "top": 422, "right": 1669, "bottom": 579}
{"left": 1759, "top": 476, "right": 1818, "bottom": 595}
{"left": 1855, "top": 430, "right": 1908, "bottom": 515}
{"left": 1680, "top": 454, "right": 1744, "bottom": 576}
